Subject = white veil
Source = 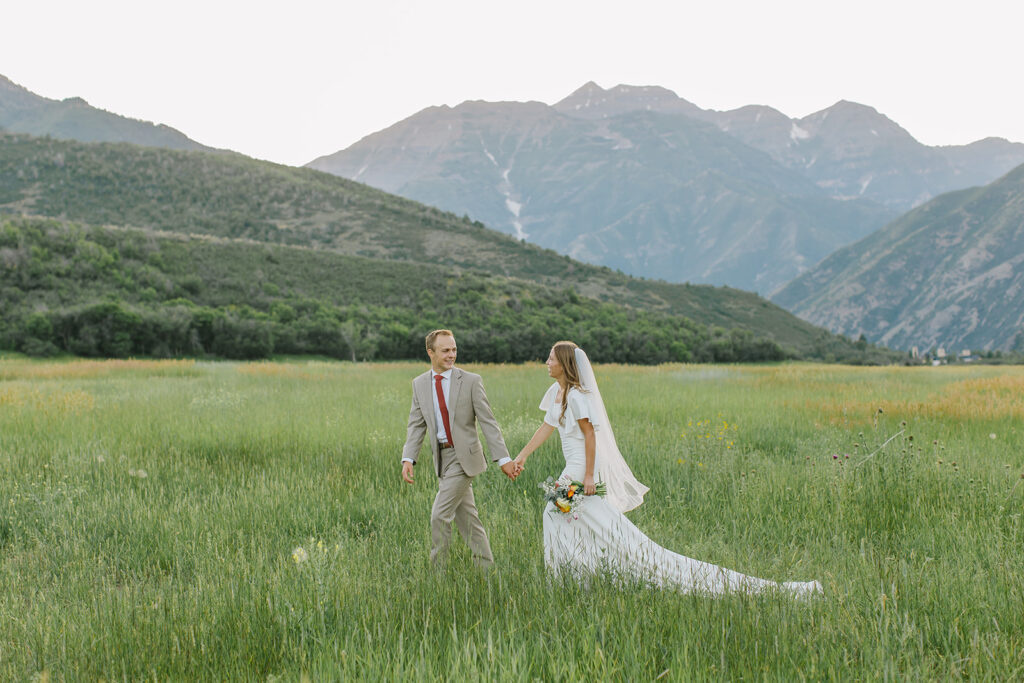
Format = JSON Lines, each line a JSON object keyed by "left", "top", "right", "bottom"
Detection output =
{"left": 574, "top": 347, "right": 649, "bottom": 512}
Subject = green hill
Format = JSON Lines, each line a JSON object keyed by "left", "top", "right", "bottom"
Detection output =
{"left": 0, "top": 216, "right": 799, "bottom": 363}
{"left": 0, "top": 133, "right": 894, "bottom": 362}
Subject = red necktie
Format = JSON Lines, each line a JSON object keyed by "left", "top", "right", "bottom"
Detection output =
{"left": 435, "top": 374, "right": 454, "bottom": 446}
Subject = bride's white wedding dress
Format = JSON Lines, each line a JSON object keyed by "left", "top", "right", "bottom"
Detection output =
{"left": 540, "top": 376, "right": 821, "bottom": 597}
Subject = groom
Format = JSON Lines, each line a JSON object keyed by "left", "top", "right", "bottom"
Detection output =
{"left": 401, "top": 329, "right": 518, "bottom": 567}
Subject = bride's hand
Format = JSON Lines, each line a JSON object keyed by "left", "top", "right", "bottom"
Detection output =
{"left": 514, "top": 453, "right": 527, "bottom": 470}
{"left": 583, "top": 474, "right": 596, "bottom": 496}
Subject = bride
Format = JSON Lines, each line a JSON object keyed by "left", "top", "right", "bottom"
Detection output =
{"left": 513, "top": 341, "right": 821, "bottom": 597}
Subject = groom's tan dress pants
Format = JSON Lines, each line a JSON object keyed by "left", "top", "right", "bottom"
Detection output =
{"left": 431, "top": 446, "right": 493, "bottom": 567}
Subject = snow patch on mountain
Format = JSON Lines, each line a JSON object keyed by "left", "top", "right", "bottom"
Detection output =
{"left": 500, "top": 168, "right": 527, "bottom": 239}
{"left": 481, "top": 143, "right": 528, "bottom": 239}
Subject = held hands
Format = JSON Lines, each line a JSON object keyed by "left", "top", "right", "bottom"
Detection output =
{"left": 500, "top": 460, "right": 520, "bottom": 481}
{"left": 500, "top": 452, "right": 528, "bottom": 481}
{"left": 403, "top": 458, "right": 522, "bottom": 483}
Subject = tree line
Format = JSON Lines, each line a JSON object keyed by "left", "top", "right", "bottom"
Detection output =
{"left": 1, "top": 217, "right": 792, "bottom": 364}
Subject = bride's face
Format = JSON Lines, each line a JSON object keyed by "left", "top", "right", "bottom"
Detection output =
{"left": 546, "top": 348, "right": 563, "bottom": 380}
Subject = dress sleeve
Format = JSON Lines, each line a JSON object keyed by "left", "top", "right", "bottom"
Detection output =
{"left": 539, "top": 382, "right": 558, "bottom": 411}
{"left": 541, "top": 384, "right": 560, "bottom": 428}
{"left": 567, "top": 388, "right": 598, "bottom": 427}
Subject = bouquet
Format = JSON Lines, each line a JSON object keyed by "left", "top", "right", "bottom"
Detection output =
{"left": 539, "top": 475, "right": 606, "bottom": 514}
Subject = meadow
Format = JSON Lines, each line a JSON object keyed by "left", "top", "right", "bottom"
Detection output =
{"left": 0, "top": 357, "right": 1022, "bottom": 680}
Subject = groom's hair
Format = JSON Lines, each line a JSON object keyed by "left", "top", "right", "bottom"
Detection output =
{"left": 425, "top": 329, "right": 455, "bottom": 352}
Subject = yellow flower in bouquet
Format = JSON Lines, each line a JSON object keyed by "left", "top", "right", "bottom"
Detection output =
{"left": 539, "top": 476, "right": 607, "bottom": 515}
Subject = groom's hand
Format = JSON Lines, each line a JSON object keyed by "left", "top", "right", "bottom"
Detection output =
{"left": 500, "top": 461, "right": 518, "bottom": 481}
{"left": 513, "top": 455, "right": 526, "bottom": 475}
{"left": 402, "top": 461, "right": 415, "bottom": 484}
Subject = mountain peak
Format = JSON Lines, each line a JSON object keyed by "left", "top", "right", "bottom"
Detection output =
{"left": 607, "top": 83, "right": 679, "bottom": 98}
{"left": 568, "top": 81, "right": 606, "bottom": 97}
{"left": 0, "top": 73, "right": 35, "bottom": 95}
{"left": 0, "top": 73, "right": 46, "bottom": 109}
{"left": 450, "top": 98, "right": 552, "bottom": 120}
{"left": 554, "top": 81, "right": 702, "bottom": 119}
{"left": 832, "top": 99, "right": 879, "bottom": 112}
{"left": 0, "top": 74, "right": 211, "bottom": 152}
{"left": 802, "top": 100, "right": 886, "bottom": 124}
{"left": 552, "top": 81, "right": 607, "bottom": 110}
{"left": 799, "top": 99, "right": 916, "bottom": 144}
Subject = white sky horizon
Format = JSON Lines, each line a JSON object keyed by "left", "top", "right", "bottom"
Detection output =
{"left": 4, "top": 0, "right": 1022, "bottom": 167}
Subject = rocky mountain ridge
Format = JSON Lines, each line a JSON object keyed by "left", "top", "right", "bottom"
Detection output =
{"left": 772, "top": 163, "right": 1024, "bottom": 351}
{"left": 555, "top": 83, "right": 1024, "bottom": 211}
{"left": 0, "top": 74, "right": 212, "bottom": 152}
{"left": 308, "top": 82, "right": 1024, "bottom": 292}
{"left": 308, "top": 93, "right": 895, "bottom": 293}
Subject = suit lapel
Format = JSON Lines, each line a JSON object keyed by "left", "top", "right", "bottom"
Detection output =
{"left": 417, "top": 372, "right": 437, "bottom": 439}
{"left": 448, "top": 368, "right": 464, "bottom": 426}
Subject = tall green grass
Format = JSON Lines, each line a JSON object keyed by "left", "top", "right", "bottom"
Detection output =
{"left": 1, "top": 359, "right": 1022, "bottom": 680}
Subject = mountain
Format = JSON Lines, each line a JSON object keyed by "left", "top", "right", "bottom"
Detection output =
{"left": 0, "top": 74, "right": 212, "bottom": 151}
{"left": 552, "top": 81, "right": 705, "bottom": 119}
{"left": 551, "top": 84, "right": 1024, "bottom": 212}
{"left": 0, "top": 131, "right": 895, "bottom": 362}
{"left": 308, "top": 92, "right": 893, "bottom": 294}
{"left": 702, "top": 99, "right": 1024, "bottom": 211}
{"left": 772, "top": 163, "right": 1024, "bottom": 351}
{"left": 307, "top": 83, "right": 1024, "bottom": 293}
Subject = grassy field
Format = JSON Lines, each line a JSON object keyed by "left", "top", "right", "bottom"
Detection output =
{"left": 1, "top": 358, "right": 1022, "bottom": 680}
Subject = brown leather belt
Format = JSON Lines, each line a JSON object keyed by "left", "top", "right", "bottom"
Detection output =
{"left": 438, "top": 442, "right": 454, "bottom": 450}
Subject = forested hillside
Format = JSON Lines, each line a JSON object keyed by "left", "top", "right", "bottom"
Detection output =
{"left": 0, "top": 217, "right": 824, "bottom": 363}
{"left": 0, "top": 132, "right": 874, "bottom": 358}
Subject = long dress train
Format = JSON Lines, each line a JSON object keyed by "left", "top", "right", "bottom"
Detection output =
{"left": 540, "top": 383, "right": 821, "bottom": 597}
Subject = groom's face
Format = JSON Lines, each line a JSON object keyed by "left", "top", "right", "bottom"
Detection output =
{"left": 428, "top": 335, "right": 457, "bottom": 373}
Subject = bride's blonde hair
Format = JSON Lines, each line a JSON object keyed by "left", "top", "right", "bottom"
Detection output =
{"left": 552, "top": 340, "right": 586, "bottom": 425}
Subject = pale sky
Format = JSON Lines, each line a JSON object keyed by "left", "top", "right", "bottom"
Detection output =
{"left": 3, "top": 0, "right": 1022, "bottom": 167}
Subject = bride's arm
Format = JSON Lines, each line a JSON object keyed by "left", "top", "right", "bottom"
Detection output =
{"left": 579, "top": 418, "right": 596, "bottom": 495}
{"left": 514, "top": 423, "right": 555, "bottom": 469}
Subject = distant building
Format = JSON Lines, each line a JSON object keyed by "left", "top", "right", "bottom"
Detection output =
{"left": 911, "top": 346, "right": 919, "bottom": 359}
{"left": 959, "top": 349, "right": 974, "bottom": 363}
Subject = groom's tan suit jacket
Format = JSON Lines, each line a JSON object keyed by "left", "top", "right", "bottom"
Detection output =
{"left": 402, "top": 367, "right": 509, "bottom": 478}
